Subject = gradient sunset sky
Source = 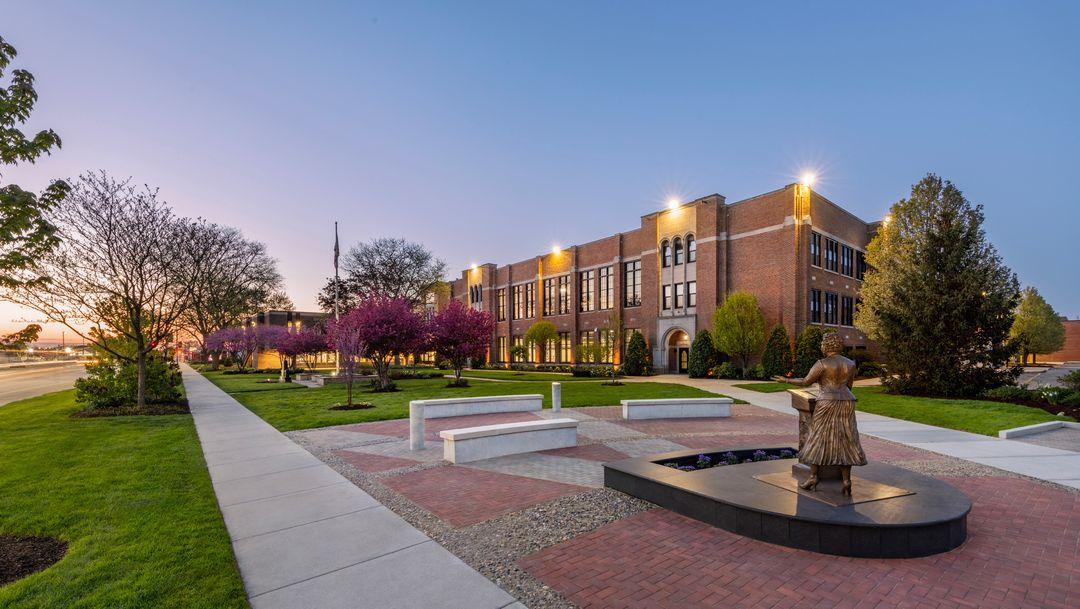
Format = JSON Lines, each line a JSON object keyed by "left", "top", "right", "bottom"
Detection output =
{"left": 4, "top": 1, "right": 1078, "bottom": 343}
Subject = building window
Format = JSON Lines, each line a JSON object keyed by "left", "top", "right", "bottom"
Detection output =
{"left": 558, "top": 275, "right": 571, "bottom": 314}
{"left": 512, "top": 335, "right": 524, "bottom": 362}
{"left": 512, "top": 283, "right": 535, "bottom": 319}
{"left": 810, "top": 232, "right": 821, "bottom": 267}
{"left": 662, "top": 285, "right": 672, "bottom": 310}
{"left": 624, "top": 260, "right": 641, "bottom": 307}
{"left": 496, "top": 288, "right": 506, "bottom": 321}
{"left": 825, "top": 238, "right": 839, "bottom": 272}
{"left": 579, "top": 270, "right": 595, "bottom": 312}
{"left": 496, "top": 336, "right": 507, "bottom": 362}
{"left": 687, "top": 281, "right": 697, "bottom": 307}
{"left": 578, "top": 332, "right": 595, "bottom": 362}
{"left": 558, "top": 332, "right": 571, "bottom": 363}
{"left": 661, "top": 240, "right": 671, "bottom": 267}
{"left": 543, "top": 277, "right": 560, "bottom": 316}
{"left": 544, "top": 337, "right": 557, "bottom": 363}
{"left": 674, "top": 282, "right": 684, "bottom": 308}
{"left": 673, "top": 237, "right": 683, "bottom": 265}
{"left": 825, "top": 292, "right": 838, "bottom": 325}
{"left": 686, "top": 234, "right": 696, "bottom": 262}
{"left": 856, "top": 251, "right": 867, "bottom": 280}
{"left": 598, "top": 330, "right": 614, "bottom": 363}
{"left": 841, "top": 245, "right": 854, "bottom": 277}
{"left": 809, "top": 288, "right": 821, "bottom": 323}
{"left": 841, "top": 296, "right": 854, "bottom": 326}
{"left": 598, "top": 266, "right": 614, "bottom": 310}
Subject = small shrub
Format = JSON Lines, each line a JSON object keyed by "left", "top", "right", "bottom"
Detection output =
{"left": 712, "top": 362, "right": 739, "bottom": 379}
{"left": 445, "top": 378, "right": 470, "bottom": 388}
{"left": 793, "top": 326, "right": 828, "bottom": 377}
{"left": 761, "top": 326, "right": 793, "bottom": 377}
{"left": 75, "top": 353, "right": 183, "bottom": 411}
{"left": 983, "top": 386, "right": 1035, "bottom": 402}
{"left": 622, "top": 331, "right": 650, "bottom": 376}
{"left": 571, "top": 366, "right": 593, "bottom": 377}
{"left": 747, "top": 364, "right": 767, "bottom": 380}
{"left": 366, "top": 380, "right": 398, "bottom": 392}
{"left": 1061, "top": 370, "right": 1080, "bottom": 392}
{"left": 1037, "top": 386, "right": 1073, "bottom": 406}
{"left": 1060, "top": 391, "right": 1080, "bottom": 408}
{"left": 687, "top": 330, "right": 718, "bottom": 378}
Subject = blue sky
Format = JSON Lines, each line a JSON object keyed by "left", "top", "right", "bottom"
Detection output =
{"left": 4, "top": 1, "right": 1079, "bottom": 341}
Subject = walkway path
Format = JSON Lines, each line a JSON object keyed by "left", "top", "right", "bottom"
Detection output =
{"left": 180, "top": 364, "right": 523, "bottom": 609}
{"left": 630, "top": 374, "right": 1080, "bottom": 490}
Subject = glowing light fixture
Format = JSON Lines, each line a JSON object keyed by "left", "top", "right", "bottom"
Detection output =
{"left": 800, "top": 172, "right": 816, "bottom": 187}
{"left": 470, "top": 263, "right": 478, "bottom": 271}
{"left": 666, "top": 198, "right": 680, "bottom": 210}
{"left": 551, "top": 244, "right": 561, "bottom": 255}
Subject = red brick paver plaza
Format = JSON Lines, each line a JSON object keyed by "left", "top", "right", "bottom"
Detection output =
{"left": 540, "top": 443, "right": 630, "bottom": 462}
{"left": 519, "top": 476, "right": 1080, "bottom": 609}
{"left": 382, "top": 465, "right": 588, "bottom": 527}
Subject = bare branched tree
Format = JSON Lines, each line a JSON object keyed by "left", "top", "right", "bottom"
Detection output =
{"left": 178, "top": 220, "right": 283, "bottom": 357}
{"left": 325, "top": 237, "right": 446, "bottom": 309}
{"left": 2, "top": 171, "right": 191, "bottom": 407}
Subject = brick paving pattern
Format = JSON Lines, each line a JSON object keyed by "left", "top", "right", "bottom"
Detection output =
{"left": 520, "top": 476, "right": 1080, "bottom": 609}
{"left": 381, "top": 465, "right": 587, "bottom": 527}
{"left": 465, "top": 453, "right": 606, "bottom": 487}
{"left": 540, "top": 443, "right": 629, "bottom": 462}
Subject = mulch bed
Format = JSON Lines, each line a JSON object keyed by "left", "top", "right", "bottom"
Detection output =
{"left": 0, "top": 535, "right": 67, "bottom": 587}
{"left": 329, "top": 403, "right": 375, "bottom": 411}
{"left": 69, "top": 401, "right": 190, "bottom": 418}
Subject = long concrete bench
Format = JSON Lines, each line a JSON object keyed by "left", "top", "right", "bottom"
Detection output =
{"left": 440, "top": 418, "right": 578, "bottom": 464}
{"left": 621, "top": 397, "right": 733, "bottom": 420}
{"left": 409, "top": 395, "right": 544, "bottom": 450}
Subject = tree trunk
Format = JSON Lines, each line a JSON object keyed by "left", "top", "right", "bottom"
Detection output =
{"left": 279, "top": 358, "right": 287, "bottom": 383}
{"left": 136, "top": 349, "right": 147, "bottom": 410}
{"left": 346, "top": 376, "right": 353, "bottom": 406}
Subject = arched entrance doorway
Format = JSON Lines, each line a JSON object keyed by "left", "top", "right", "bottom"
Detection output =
{"left": 666, "top": 329, "right": 691, "bottom": 374}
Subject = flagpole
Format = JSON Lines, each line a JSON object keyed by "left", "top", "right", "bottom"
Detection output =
{"left": 333, "top": 221, "right": 341, "bottom": 376}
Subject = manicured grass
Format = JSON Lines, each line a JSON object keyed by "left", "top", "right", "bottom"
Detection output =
{"left": 0, "top": 390, "right": 247, "bottom": 608}
{"left": 201, "top": 371, "right": 729, "bottom": 432}
{"left": 732, "top": 382, "right": 793, "bottom": 393}
{"left": 852, "top": 386, "right": 1072, "bottom": 436}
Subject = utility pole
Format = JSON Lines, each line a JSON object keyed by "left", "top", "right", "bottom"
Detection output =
{"left": 333, "top": 221, "right": 341, "bottom": 375}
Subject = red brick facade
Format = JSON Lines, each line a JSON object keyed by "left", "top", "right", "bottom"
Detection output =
{"left": 449, "top": 184, "right": 877, "bottom": 372}
{"left": 1043, "top": 319, "right": 1080, "bottom": 363}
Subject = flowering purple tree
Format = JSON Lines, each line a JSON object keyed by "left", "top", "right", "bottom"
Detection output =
{"left": 269, "top": 327, "right": 305, "bottom": 382}
{"left": 430, "top": 299, "right": 494, "bottom": 385}
{"left": 291, "top": 328, "right": 330, "bottom": 371}
{"left": 206, "top": 326, "right": 256, "bottom": 370}
{"left": 351, "top": 296, "right": 427, "bottom": 391}
{"left": 328, "top": 309, "right": 367, "bottom": 405}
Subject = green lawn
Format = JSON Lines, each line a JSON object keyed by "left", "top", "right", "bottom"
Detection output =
{"left": 201, "top": 371, "right": 729, "bottom": 432}
{"left": 0, "top": 390, "right": 247, "bottom": 609}
{"left": 732, "top": 381, "right": 793, "bottom": 393}
{"left": 852, "top": 386, "right": 1071, "bottom": 436}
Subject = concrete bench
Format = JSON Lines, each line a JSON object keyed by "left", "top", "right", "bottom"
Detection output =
{"left": 621, "top": 397, "right": 733, "bottom": 420}
{"left": 439, "top": 418, "right": 578, "bottom": 464}
{"left": 409, "top": 395, "right": 544, "bottom": 450}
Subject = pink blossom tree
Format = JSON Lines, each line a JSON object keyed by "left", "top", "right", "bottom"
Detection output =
{"left": 430, "top": 299, "right": 494, "bottom": 385}
{"left": 351, "top": 296, "right": 427, "bottom": 391}
{"left": 328, "top": 309, "right": 367, "bottom": 405}
{"left": 206, "top": 326, "right": 257, "bottom": 370}
{"left": 291, "top": 328, "right": 330, "bottom": 371}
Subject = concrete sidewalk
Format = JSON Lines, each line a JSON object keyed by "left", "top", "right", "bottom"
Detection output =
{"left": 633, "top": 375, "right": 1080, "bottom": 491}
{"left": 181, "top": 365, "right": 523, "bottom": 609}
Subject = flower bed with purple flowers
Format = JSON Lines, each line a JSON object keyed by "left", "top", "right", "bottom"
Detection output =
{"left": 659, "top": 447, "right": 797, "bottom": 472}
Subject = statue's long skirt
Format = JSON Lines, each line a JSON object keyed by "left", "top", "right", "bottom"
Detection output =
{"left": 799, "top": 398, "right": 867, "bottom": 466}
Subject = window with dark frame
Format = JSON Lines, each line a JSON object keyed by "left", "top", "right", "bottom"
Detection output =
{"left": 687, "top": 235, "right": 696, "bottom": 262}
{"left": 810, "top": 232, "right": 821, "bottom": 267}
{"left": 841, "top": 245, "right": 854, "bottom": 277}
{"left": 856, "top": 251, "right": 867, "bottom": 280}
{"left": 524, "top": 282, "right": 535, "bottom": 318}
{"left": 662, "top": 285, "right": 672, "bottom": 310}
{"left": 825, "top": 238, "right": 839, "bottom": 272}
{"left": 624, "top": 260, "right": 641, "bottom": 307}
{"left": 809, "top": 288, "right": 821, "bottom": 323}
{"left": 674, "top": 282, "right": 684, "bottom": 308}
{"left": 496, "top": 288, "right": 506, "bottom": 321}
{"left": 558, "top": 275, "right": 571, "bottom": 314}
{"left": 687, "top": 280, "right": 697, "bottom": 307}
{"left": 825, "top": 292, "right": 838, "bottom": 324}
{"left": 661, "top": 240, "right": 671, "bottom": 267}
{"left": 558, "top": 331, "right": 571, "bottom": 363}
{"left": 598, "top": 266, "right": 613, "bottom": 310}
{"left": 579, "top": 270, "right": 595, "bottom": 312}
{"left": 841, "top": 295, "right": 854, "bottom": 326}
{"left": 542, "top": 277, "right": 557, "bottom": 316}
{"left": 673, "top": 237, "right": 683, "bottom": 265}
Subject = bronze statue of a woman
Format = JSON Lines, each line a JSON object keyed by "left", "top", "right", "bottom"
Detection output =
{"left": 784, "top": 333, "right": 866, "bottom": 495}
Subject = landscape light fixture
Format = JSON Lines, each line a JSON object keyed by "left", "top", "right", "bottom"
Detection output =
{"left": 667, "top": 198, "right": 680, "bottom": 210}
{"left": 800, "top": 172, "right": 816, "bottom": 187}
{"left": 551, "top": 245, "right": 561, "bottom": 255}
{"left": 470, "top": 263, "right": 478, "bottom": 271}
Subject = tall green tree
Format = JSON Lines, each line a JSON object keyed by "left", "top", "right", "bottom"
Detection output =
{"left": 762, "top": 325, "right": 794, "bottom": 377}
{"left": 0, "top": 35, "right": 69, "bottom": 288}
{"left": 687, "top": 329, "right": 718, "bottom": 378}
{"left": 855, "top": 173, "right": 1020, "bottom": 396}
{"left": 711, "top": 291, "right": 767, "bottom": 377}
{"left": 1010, "top": 287, "right": 1065, "bottom": 364}
{"left": 793, "top": 325, "right": 828, "bottom": 377}
{"left": 524, "top": 320, "right": 558, "bottom": 362}
{"left": 622, "top": 330, "right": 650, "bottom": 376}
